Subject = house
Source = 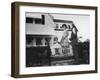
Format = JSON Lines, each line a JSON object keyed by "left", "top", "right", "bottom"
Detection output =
{"left": 26, "top": 13, "right": 78, "bottom": 57}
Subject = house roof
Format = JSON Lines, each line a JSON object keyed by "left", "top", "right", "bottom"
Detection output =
{"left": 26, "top": 17, "right": 73, "bottom": 23}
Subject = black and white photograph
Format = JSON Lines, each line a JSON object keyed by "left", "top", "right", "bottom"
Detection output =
{"left": 11, "top": 2, "right": 97, "bottom": 78}
{"left": 26, "top": 12, "right": 90, "bottom": 67}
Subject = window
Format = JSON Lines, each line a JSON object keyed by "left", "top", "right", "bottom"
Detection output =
{"left": 35, "top": 15, "right": 45, "bottom": 24}
{"left": 26, "top": 15, "right": 45, "bottom": 24}
{"left": 26, "top": 17, "right": 33, "bottom": 23}
{"left": 56, "top": 24, "right": 59, "bottom": 28}
{"left": 35, "top": 18, "right": 42, "bottom": 24}
{"left": 26, "top": 36, "right": 33, "bottom": 47}
{"left": 36, "top": 38, "right": 42, "bottom": 46}
{"left": 45, "top": 37, "right": 51, "bottom": 43}
{"left": 26, "top": 38, "right": 32, "bottom": 44}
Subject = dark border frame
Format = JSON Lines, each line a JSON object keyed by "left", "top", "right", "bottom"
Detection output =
{"left": 11, "top": 2, "right": 98, "bottom": 78}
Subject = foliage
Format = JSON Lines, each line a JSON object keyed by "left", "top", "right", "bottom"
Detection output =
{"left": 77, "top": 40, "right": 89, "bottom": 64}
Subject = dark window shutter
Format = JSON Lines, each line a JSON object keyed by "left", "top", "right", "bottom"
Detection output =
{"left": 42, "top": 15, "right": 45, "bottom": 24}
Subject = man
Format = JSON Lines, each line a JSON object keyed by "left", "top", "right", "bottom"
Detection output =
{"left": 70, "top": 24, "right": 79, "bottom": 64}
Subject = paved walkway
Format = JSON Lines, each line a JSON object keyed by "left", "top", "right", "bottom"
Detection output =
{"left": 51, "top": 59, "right": 75, "bottom": 66}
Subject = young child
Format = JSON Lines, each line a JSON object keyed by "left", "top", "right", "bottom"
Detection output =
{"left": 51, "top": 36, "right": 62, "bottom": 56}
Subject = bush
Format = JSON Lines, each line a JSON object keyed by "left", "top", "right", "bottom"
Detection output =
{"left": 77, "top": 41, "right": 89, "bottom": 64}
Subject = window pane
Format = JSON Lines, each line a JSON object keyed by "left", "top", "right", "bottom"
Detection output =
{"left": 26, "top": 17, "right": 33, "bottom": 23}
{"left": 35, "top": 18, "right": 42, "bottom": 24}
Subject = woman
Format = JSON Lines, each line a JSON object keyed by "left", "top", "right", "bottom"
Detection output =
{"left": 60, "top": 28, "right": 70, "bottom": 55}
